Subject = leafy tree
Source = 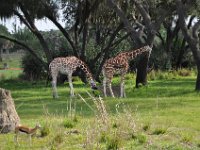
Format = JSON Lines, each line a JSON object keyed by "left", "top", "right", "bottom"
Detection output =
{"left": 176, "top": 0, "right": 200, "bottom": 90}
{"left": 106, "top": 0, "right": 174, "bottom": 87}
{"left": 0, "top": 0, "right": 52, "bottom": 63}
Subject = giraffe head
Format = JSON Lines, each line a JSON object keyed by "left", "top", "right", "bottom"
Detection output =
{"left": 90, "top": 80, "right": 98, "bottom": 90}
{"left": 143, "top": 45, "right": 152, "bottom": 53}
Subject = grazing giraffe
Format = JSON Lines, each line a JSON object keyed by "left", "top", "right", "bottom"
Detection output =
{"left": 102, "top": 45, "right": 152, "bottom": 98}
{"left": 49, "top": 56, "right": 97, "bottom": 98}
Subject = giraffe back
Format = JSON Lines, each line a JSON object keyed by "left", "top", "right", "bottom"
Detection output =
{"left": 49, "top": 56, "right": 96, "bottom": 85}
{"left": 49, "top": 56, "right": 80, "bottom": 76}
{"left": 102, "top": 45, "right": 152, "bottom": 76}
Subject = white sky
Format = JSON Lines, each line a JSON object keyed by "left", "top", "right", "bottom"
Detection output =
{"left": 0, "top": 16, "right": 65, "bottom": 33}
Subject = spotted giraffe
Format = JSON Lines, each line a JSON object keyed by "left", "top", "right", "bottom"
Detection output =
{"left": 102, "top": 45, "right": 152, "bottom": 98}
{"left": 49, "top": 56, "right": 97, "bottom": 98}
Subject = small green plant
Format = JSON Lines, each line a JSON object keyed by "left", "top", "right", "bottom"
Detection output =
{"left": 136, "top": 134, "right": 147, "bottom": 144}
{"left": 99, "top": 132, "right": 108, "bottom": 143}
{"left": 143, "top": 124, "right": 150, "bottom": 131}
{"left": 131, "top": 133, "right": 147, "bottom": 144}
{"left": 53, "top": 133, "right": 64, "bottom": 144}
{"left": 152, "top": 128, "right": 167, "bottom": 135}
{"left": 63, "top": 120, "right": 75, "bottom": 128}
{"left": 40, "top": 125, "right": 50, "bottom": 137}
{"left": 197, "top": 143, "right": 200, "bottom": 148}
{"left": 106, "top": 136, "right": 120, "bottom": 150}
{"left": 181, "top": 133, "right": 193, "bottom": 143}
{"left": 112, "top": 122, "right": 118, "bottom": 128}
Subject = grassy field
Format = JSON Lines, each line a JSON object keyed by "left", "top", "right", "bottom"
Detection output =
{"left": 0, "top": 55, "right": 200, "bottom": 149}
{"left": 0, "top": 69, "right": 200, "bottom": 149}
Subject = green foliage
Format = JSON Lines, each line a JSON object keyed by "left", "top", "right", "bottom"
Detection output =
{"left": 112, "top": 122, "right": 118, "bottom": 128}
{"left": 99, "top": 132, "right": 108, "bottom": 143}
{"left": 142, "top": 124, "right": 150, "bottom": 131}
{"left": 152, "top": 128, "right": 167, "bottom": 135}
{"left": 135, "top": 134, "right": 147, "bottom": 144}
{"left": 147, "top": 69, "right": 194, "bottom": 81}
{"left": 40, "top": 125, "right": 50, "bottom": 137}
{"left": 177, "top": 69, "right": 192, "bottom": 77}
{"left": 63, "top": 119, "right": 75, "bottom": 128}
{"left": 52, "top": 133, "right": 64, "bottom": 144}
{"left": 106, "top": 135, "right": 120, "bottom": 150}
{"left": 181, "top": 133, "right": 193, "bottom": 143}
{"left": 21, "top": 53, "right": 46, "bottom": 80}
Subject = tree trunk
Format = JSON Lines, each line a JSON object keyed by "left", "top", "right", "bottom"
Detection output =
{"left": 176, "top": 0, "right": 200, "bottom": 91}
{"left": 0, "top": 49, "right": 2, "bottom": 62}
{"left": 196, "top": 64, "right": 200, "bottom": 90}
{"left": 136, "top": 54, "right": 149, "bottom": 87}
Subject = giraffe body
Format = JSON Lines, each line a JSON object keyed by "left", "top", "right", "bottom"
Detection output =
{"left": 49, "top": 56, "right": 97, "bottom": 98}
{"left": 102, "top": 45, "right": 152, "bottom": 98}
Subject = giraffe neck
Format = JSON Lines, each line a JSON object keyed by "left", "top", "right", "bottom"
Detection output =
{"left": 78, "top": 61, "right": 97, "bottom": 89}
{"left": 125, "top": 45, "right": 151, "bottom": 60}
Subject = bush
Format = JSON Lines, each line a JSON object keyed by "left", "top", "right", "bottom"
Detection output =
{"left": 21, "top": 53, "right": 47, "bottom": 81}
{"left": 177, "top": 69, "right": 192, "bottom": 77}
{"left": 152, "top": 128, "right": 167, "bottom": 135}
{"left": 63, "top": 120, "right": 75, "bottom": 128}
{"left": 40, "top": 125, "right": 50, "bottom": 137}
{"left": 143, "top": 124, "right": 150, "bottom": 131}
{"left": 106, "top": 136, "right": 120, "bottom": 150}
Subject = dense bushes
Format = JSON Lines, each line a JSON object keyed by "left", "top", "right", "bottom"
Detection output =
{"left": 21, "top": 53, "right": 47, "bottom": 81}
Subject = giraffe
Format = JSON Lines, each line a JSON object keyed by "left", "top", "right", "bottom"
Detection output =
{"left": 102, "top": 45, "right": 152, "bottom": 98}
{"left": 49, "top": 56, "right": 97, "bottom": 98}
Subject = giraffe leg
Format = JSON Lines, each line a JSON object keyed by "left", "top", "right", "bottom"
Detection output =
{"left": 68, "top": 74, "right": 74, "bottom": 97}
{"left": 120, "top": 74, "right": 126, "bottom": 98}
{"left": 52, "top": 77, "right": 58, "bottom": 99}
{"left": 108, "top": 79, "right": 115, "bottom": 98}
{"left": 103, "top": 77, "right": 107, "bottom": 97}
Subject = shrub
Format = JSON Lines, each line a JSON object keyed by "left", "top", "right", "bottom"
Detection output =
{"left": 53, "top": 133, "right": 64, "bottom": 144}
{"left": 112, "top": 122, "right": 118, "bottom": 128}
{"left": 63, "top": 120, "right": 75, "bottom": 128}
{"left": 177, "top": 69, "right": 192, "bottom": 77}
{"left": 197, "top": 143, "right": 200, "bottom": 148}
{"left": 136, "top": 134, "right": 147, "bottom": 144}
{"left": 99, "top": 132, "right": 108, "bottom": 143}
{"left": 152, "top": 128, "right": 167, "bottom": 135}
{"left": 40, "top": 125, "right": 50, "bottom": 137}
{"left": 21, "top": 53, "right": 47, "bottom": 81}
{"left": 143, "top": 124, "right": 150, "bottom": 131}
{"left": 106, "top": 136, "right": 120, "bottom": 150}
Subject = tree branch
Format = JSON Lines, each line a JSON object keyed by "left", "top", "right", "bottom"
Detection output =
{"left": 0, "top": 34, "right": 46, "bottom": 67}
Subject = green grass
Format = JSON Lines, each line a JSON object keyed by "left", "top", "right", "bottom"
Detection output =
{"left": 0, "top": 69, "right": 200, "bottom": 149}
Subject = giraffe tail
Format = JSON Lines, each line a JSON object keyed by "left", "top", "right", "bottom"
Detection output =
{"left": 45, "top": 71, "right": 51, "bottom": 87}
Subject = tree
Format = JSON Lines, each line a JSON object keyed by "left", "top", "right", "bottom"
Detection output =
{"left": 106, "top": 0, "right": 173, "bottom": 87}
{"left": 0, "top": 0, "right": 52, "bottom": 63}
{"left": 176, "top": 0, "right": 200, "bottom": 90}
{"left": 42, "top": 0, "right": 130, "bottom": 81}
